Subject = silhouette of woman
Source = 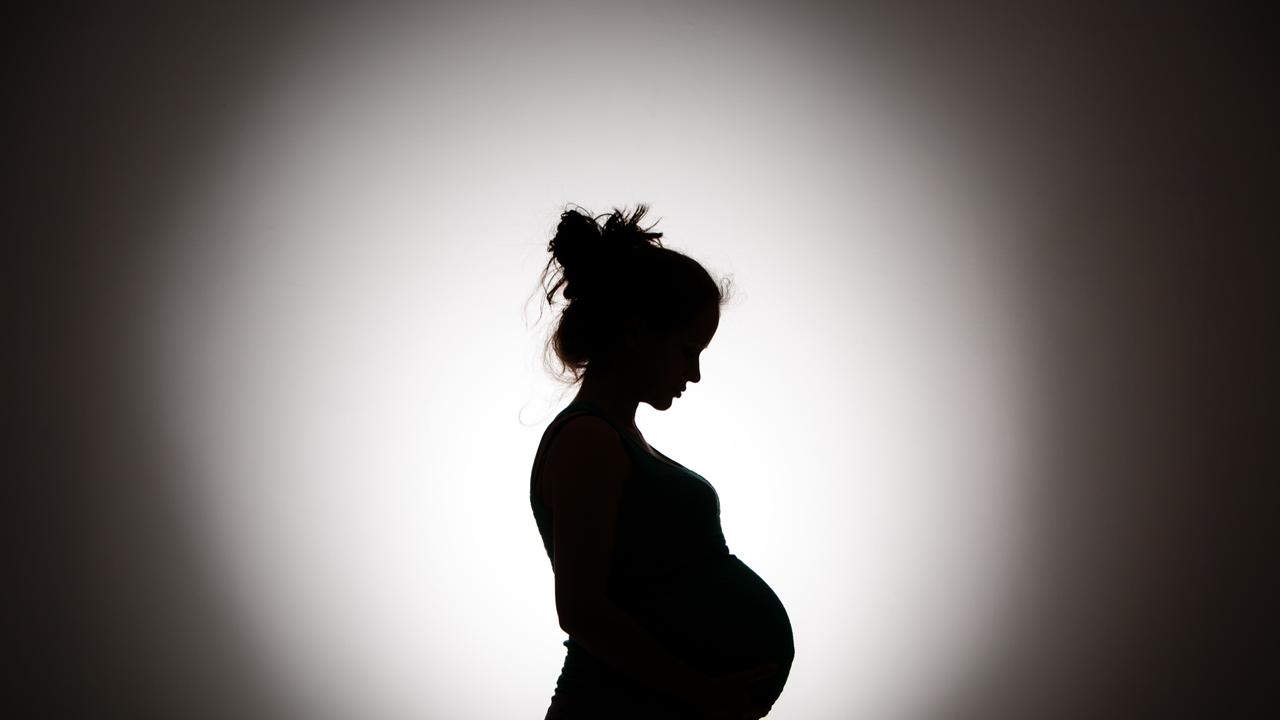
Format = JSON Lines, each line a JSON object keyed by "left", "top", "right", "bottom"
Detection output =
{"left": 529, "top": 205, "right": 794, "bottom": 719}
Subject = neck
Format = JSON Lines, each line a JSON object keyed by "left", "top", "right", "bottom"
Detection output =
{"left": 572, "top": 370, "right": 641, "bottom": 434}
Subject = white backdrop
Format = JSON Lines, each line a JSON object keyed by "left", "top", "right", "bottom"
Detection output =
{"left": 144, "top": 2, "right": 1038, "bottom": 718}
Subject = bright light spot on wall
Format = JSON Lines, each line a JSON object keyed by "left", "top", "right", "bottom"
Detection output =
{"left": 146, "top": 2, "right": 1036, "bottom": 718}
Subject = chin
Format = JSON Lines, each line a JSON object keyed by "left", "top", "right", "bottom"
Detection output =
{"left": 650, "top": 396, "right": 673, "bottom": 410}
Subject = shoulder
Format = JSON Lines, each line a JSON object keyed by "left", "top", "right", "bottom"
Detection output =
{"left": 544, "top": 413, "right": 628, "bottom": 469}
{"left": 541, "top": 414, "right": 631, "bottom": 507}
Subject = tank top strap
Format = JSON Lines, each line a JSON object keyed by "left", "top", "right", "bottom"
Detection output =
{"left": 530, "top": 400, "right": 665, "bottom": 505}
{"left": 557, "top": 400, "right": 643, "bottom": 445}
{"left": 530, "top": 405, "right": 601, "bottom": 503}
{"left": 560, "top": 401, "right": 691, "bottom": 474}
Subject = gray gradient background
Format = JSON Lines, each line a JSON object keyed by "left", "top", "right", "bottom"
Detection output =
{"left": 15, "top": 2, "right": 1269, "bottom": 719}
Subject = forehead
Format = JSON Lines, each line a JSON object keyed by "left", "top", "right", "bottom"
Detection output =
{"left": 682, "top": 304, "right": 719, "bottom": 344}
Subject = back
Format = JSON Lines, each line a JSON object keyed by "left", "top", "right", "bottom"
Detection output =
{"left": 530, "top": 408, "right": 622, "bottom": 569}
{"left": 535, "top": 411, "right": 633, "bottom": 633}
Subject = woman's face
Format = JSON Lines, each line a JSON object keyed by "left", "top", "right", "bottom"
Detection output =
{"left": 635, "top": 303, "right": 719, "bottom": 410}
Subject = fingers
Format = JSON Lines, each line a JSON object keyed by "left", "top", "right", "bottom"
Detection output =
{"left": 700, "top": 665, "right": 779, "bottom": 719}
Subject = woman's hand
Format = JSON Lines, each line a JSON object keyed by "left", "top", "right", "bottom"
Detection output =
{"left": 687, "top": 663, "right": 779, "bottom": 719}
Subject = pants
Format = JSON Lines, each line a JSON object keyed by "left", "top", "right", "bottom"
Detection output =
{"left": 542, "top": 644, "right": 705, "bottom": 719}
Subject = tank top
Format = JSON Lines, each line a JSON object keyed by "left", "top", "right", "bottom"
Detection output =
{"left": 530, "top": 399, "right": 794, "bottom": 717}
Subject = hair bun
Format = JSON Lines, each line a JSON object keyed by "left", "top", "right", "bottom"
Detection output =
{"left": 549, "top": 204, "right": 663, "bottom": 301}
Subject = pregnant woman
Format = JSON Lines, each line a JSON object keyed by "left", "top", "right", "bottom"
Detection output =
{"left": 530, "top": 205, "right": 794, "bottom": 719}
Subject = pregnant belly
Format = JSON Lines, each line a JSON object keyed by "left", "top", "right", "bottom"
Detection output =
{"left": 618, "top": 554, "right": 795, "bottom": 708}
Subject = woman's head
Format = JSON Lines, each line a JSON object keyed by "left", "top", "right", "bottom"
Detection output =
{"left": 537, "top": 204, "right": 732, "bottom": 398}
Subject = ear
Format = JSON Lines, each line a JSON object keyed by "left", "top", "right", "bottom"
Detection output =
{"left": 622, "top": 317, "right": 640, "bottom": 350}
{"left": 621, "top": 314, "right": 647, "bottom": 350}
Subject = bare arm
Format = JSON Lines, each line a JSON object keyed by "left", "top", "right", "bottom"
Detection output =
{"left": 546, "top": 416, "right": 711, "bottom": 704}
